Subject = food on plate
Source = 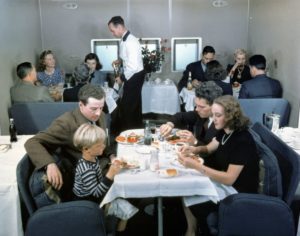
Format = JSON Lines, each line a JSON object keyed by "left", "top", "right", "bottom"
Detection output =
{"left": 166, "top": 168, "right": 178, "bottom": 177}
{"left": 127, "top": 133, "right": 138, "bottom": 143}
{"left": 158, "top": 168, "right": 178, "bottom": 177}
{"left": 114, "top": 158, "right": 139, "bottom": 169}
{"left": 115, "top": 136, "right": 126, "bottom": 143}
{"left": 166, "top": 134, "right": 180, "bottom": 141}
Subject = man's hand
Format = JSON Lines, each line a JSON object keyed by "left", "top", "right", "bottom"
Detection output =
{"left": 46, "top": 163, "right": 63, "bottom": 190}
{"left": 176, "top": 130, "right": 196, "bottom": 145}
{"left": 192, "top": 79, "right": 200, "bottom": 88}
{"left": 160, "top": 123, "right": 173, "bottom": 137}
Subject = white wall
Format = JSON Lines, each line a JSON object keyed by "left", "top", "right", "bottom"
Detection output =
{"left": 248, "top": 0, "right": 300, "bottom": 126}
{"left": 39, "top": 0, "right": 249, "bottom": 80}
{"left": 0, "top": 0, "right": 42, "bottom": 134}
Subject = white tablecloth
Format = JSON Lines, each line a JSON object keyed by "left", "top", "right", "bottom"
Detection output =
{"left": 142, "top": 81, "right": 181, "bottom": 115}
{"left": 179, "top": 87, "right": 195, "bottom": 112}
{"left": 0, "top": 135, "right": 33, "bottom": 236}
{"left": 101, "top": 141, "right": 236, "bottom": 207}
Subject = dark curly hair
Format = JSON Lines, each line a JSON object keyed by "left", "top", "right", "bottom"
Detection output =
{"left": 195, "top": 81, "right": 223, "bottom": 105}
{"left": 84, "top": 53, "right": 103, "bottom": 70}
{"left": 205, "top": 60, "right": 227, "bottom": 81}
{"left": 213, "top": 95, "right": 250, "bottom": 131}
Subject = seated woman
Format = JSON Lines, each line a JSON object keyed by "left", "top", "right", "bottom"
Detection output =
{"left": 227, "top": 48, "right": 252, "bottom": 87}
{"left": 37, "top": 50, "right": 65, "bottom": 87}
{"left": 178, "top": 95, "right": 259, "bottom": 236}
{"left": 84, "top": 53, "right": 107, "bottom": 87}
{"left": 205, "top": 60, "right": 233, "bottom": 95}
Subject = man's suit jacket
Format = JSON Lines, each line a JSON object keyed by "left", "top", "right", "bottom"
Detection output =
{"left": 171, "top": 111, "right": 217, "bottom": 145}
{"left": 10, "top": 80, "right": 54, "bottom": 103}
{"left": 177, "top": 61, "right": 206, "bottom": 92}
{"left": 25, "top": 108, "right": 107, "bottom": 169}
{"left": 238, "top": 74, "right": 282, "bottom": 99}
{"left": 63, "top": 84, "right": 85, "bottom": 102}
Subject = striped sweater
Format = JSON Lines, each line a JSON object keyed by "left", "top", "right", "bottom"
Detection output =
{"left": 73, "top": 157, "right": 113, "bottom": 201}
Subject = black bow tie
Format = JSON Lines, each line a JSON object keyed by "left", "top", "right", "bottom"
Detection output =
{"left": 122, "top": 31, "right": 130, "bottom": 41}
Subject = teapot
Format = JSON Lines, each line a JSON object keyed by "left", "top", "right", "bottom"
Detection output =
{"left": 263, "top": 113, "right": 280, "bottom": 132}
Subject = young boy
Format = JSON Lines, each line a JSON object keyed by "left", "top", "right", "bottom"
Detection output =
{"left": 73, "top": 123, "right": 137, "bottom": 232}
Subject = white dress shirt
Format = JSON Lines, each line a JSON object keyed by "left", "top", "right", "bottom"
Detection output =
{"left": 119, "top": 31, "right": 144, "bottom": 80}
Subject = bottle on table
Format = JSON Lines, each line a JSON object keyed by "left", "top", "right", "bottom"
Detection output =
{"left": 9, "top": 118, "right": 17, "bottom": 142}
{"left": 187, "top": 71, "right": 193, "bottom": 90}
{"left": 144, "top": 120, "right": 152, "bottom": 145}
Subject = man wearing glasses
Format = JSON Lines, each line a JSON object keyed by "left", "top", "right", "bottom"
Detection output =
{"left": 25, "top": 84, "right": 113, "bottom": 192}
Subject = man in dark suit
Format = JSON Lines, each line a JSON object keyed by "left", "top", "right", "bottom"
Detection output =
{"left": 160, "top": 81, "right": 223, "bottom": 147}
{"left": 239, "top": 54, "right": 282, "bottom": 98}
{"left": 177, "top": 45, "right": 215, "bottom": 92}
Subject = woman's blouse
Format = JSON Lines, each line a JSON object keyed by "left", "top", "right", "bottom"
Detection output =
{"left": 37, "top": 68, "right": 64, "bottom": 87}
{"left": 208, "top": 129, "right": 259, "bottom": 193}
{"left": 73, "top": 157, "right": 113, "bottom": 202}
{"left": 227, "top": 64, "right": 252, "bottom": 84}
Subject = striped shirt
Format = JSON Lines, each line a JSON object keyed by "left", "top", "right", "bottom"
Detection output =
{"left": 73, "top": 158, "right": 113, "bottom": 201}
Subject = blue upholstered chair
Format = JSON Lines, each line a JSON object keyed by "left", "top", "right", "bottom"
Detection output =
{"left": 17, "top": 154, "right": 108, "bottom": 236}
{"left": 239, "top": 98, "right": 290, "bottom": 127}
{"left": 207, "top": 122, "right": 300, "bottom": 236}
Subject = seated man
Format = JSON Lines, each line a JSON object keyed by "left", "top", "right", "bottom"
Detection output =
{"left": 239, "top": 54, "right": 282, "bottom": 98}
{"left": 11, "top": 62, "right": 54, "bottom": 103}
{"left": 63, "top": 63, "right": 90, "bottom": 102}
{"left": 177, "top": 46, "right": 215, "bottom": 93}
{"left": 160, "top": 81, "right": 223, "bottom": 147}
{"left": 25, "top": 84, "right": 115, "bottom": 195}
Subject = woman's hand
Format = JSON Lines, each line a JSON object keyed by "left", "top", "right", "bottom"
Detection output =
{"left": 178, "top": 153, "right": 202, "bottom": 170}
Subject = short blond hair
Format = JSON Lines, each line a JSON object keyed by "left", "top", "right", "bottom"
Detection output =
{"left": 234, "top": 48, "right": 247, "bottom": 58}
{"left": 73, "top": 123, "right": 106, "bottom": 151}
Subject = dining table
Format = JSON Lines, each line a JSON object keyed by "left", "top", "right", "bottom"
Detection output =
{"left": 100, "top": 129, "right": 236, "bottom": 236}
{"left": 0, "top": 135, "right": 34, "bottom": 236}
{"left": 141, "top": 80, "right": 181, "bottom": 115}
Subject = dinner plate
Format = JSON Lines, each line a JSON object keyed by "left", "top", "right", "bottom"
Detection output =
{"left": 170, "top": 156, "right": 204, "bottom": 168}
{"left": 115, "top": 135, "right": 142, "bottom": 145}
{"left": 120, "top": 129, "right": 144, "bottom": 137}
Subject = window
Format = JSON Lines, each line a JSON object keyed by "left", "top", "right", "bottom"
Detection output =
{"left": 91, "top": 39, "right": 120, "bottom": 72}
{"left": 171, "top": 37, "right": 202, "bottom": 72}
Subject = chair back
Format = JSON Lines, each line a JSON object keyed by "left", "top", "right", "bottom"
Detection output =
{"left": 252, "top": 122, "right": 300, "bottom": 205}
{"left": 10, "top": 102, "right": 78, "bottom": 134}
{"left": 239, "top": 98, "right": 290, "bottom": 127}
{"left": 25, "top": 201, "right": 106, "bottom": 236}
{"left": 16, "top": 154, "right": 37, "bottom": 216}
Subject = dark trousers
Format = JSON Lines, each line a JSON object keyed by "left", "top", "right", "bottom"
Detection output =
{"left": 189, "top": 201, "right": 218, "bottom": 236}
{"left": 118, "top": 70, "right": 145, "bottom": 132}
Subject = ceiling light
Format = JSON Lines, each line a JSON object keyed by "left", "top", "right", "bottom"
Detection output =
{"left": 212, "top": 0, "right": 228, "bottom": 8}
{"left": 62, "top": 2, "right": 78, "bottom": 10}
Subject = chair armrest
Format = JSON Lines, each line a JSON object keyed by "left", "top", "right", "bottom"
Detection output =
{"left": 216, "top": 193, "right": 295, "bottom": 236}
{"left": 25, "top": 200, "right": 106, "bottom": 236}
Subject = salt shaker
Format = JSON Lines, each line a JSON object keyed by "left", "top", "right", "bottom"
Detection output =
{"left": 149, "top": 149, "right": 159, "bottom": 171}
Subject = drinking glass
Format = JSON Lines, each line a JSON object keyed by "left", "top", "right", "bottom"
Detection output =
{"left": 149, "top": 150, "right": 159, "bottom": 171}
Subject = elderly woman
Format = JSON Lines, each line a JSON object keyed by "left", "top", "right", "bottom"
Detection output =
{"left": 227, "top": 48, "right": 252, "bottom": 86}
{"left": 205, "top": 60, "right": 233, "bottom": 96}
{"left": 179, "top": 95, "right": 259, "bottom": 236}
